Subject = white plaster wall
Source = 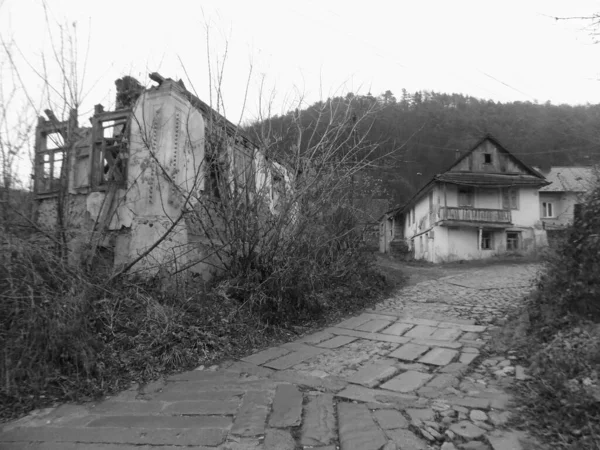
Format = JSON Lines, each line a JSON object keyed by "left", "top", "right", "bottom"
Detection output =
{"left": 432, "top": 225, "right": 449, "bottom": 263}
{"left": 540, "top": 191, "right": 584, "bottom": 226}
{"left": 125, "top": 83, "right": 206, "bottom": 275}
{"left": 405, "top": 188, "right": 433, "bottom": 240}
{"left": 444, "top": 227, "right": 503, "bottom": 261}
{"left": 511, "top": 187, "right": 541, "bottom": 227}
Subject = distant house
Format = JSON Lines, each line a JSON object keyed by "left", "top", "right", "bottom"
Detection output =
{"left": 380, "top": 135, "right": 550, "bottom": 262}
{"left": 535, "top": 166, "right": 596, "bottom": 229}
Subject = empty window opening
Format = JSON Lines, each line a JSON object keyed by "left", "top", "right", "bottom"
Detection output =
{"left": 207, "top": 157, "right": 224, "bottom": 199}
{"left": 542, "top": 202, "right": 554, "bottom": 218}
{"left": 46, "top": 132, "right": 65, "bottom": 150}
{"left": 481, "top": 230, "right": 493, "bottom": 250}
{"left": 506, "top": 231, "right": 521, "bottom": 251}
{"left": 92, "top": 115, "right": 129, "bottom": 189}
{"left": 36, "top": 132, "right": 65, "bottom": 194}
{"left": 484, "top": 153, "right": 492, "bottom": 164}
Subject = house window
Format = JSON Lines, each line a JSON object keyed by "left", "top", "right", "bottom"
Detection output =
{"left": 481, "top": 230, "right": 493, "bottom": 250}
{"left": 542, "top": 202, "right": 554, "bottom": 218}
{"left": 91, "top": 113, "right": 129, "bottom": 190}
{"left": 458, "top": 187, "right": 474, "bottom": 207}
{"left": 411, "top": 208, "right": 415, "bottom": 224}
{"left": 35, "top": 132, "right": 65, "bottom": 194}
{"left": 484, "top": 153, "right": 492, "bottom": 164}
{"left": 506, "top": 231, "right": 521, "bottom": 250}
{"left": 502, "top": 188, "right": 519, "bottom": 210}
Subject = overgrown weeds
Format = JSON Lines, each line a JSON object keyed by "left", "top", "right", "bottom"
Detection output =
{"left": 0, "top": 229, "right": 388, "bottom": 422}
{"left": 513, "top": 180, "right": 600, "bottom": 449}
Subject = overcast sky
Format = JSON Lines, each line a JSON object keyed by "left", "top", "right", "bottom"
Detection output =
{"left": 2, "top": 0, "right": 600, "bottom": 125}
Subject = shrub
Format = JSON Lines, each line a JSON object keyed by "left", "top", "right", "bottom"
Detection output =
{"left": 518, "top": 178, "right": 600, "bottom": 449}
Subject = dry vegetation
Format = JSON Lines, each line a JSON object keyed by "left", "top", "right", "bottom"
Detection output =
{"left": 503, "top": 181, "right": 600, "bottom": 449}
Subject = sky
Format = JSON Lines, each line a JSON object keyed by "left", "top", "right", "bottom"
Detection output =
{"left": 1, "top": 0, "right": 600, "bottom": 186}
{"left": 2, "top": 0, "right": 600, "bottom": 122}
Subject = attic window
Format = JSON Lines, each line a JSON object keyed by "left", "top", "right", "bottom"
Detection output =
{"left": 484, "top": 153, "right": 492, "bottom": 164}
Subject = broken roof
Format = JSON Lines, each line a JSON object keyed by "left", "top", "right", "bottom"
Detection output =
{"left": 537, "top": 166, "right": 596, "bottom": 193}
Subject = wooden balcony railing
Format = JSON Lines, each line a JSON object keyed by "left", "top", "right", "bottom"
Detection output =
{"left": 438, "top": 206, "right": 511, "bottom": 223}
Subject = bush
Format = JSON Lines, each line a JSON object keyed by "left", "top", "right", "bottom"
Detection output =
{"left": 517, "top": 179, "right": 600, "bottom": 449}
{"left": 0, "top": 223, "right": 388, "bottom": 421}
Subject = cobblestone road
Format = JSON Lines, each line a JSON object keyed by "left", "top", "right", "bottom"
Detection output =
{"left": 0, "top": 263, "right": 541, "bottom": 450}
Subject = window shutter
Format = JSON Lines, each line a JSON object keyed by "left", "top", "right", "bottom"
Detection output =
{"left": 510, "top": 189, "right": 518, "bottom": 209}
{"left": 502, "top": 188, "right": 510, "bottom": 209}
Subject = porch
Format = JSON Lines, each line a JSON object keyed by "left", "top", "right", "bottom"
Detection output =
{"left": 435, "top": 206, "right": 512, "bottom": 228}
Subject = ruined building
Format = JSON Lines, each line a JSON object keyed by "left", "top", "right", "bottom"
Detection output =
{"left": 33, "top": 73, "right": 291, "bottom": 278}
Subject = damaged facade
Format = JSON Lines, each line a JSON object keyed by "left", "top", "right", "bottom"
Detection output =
{"left": 380, "top": 135, "right": 550, "bottom": 262}
{"left": 33, "top": 73, "right": 291, "bottom": 278}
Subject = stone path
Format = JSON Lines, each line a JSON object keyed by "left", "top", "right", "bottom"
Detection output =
{"left": 0, "top": 263, "right": 541, "bottom": 450}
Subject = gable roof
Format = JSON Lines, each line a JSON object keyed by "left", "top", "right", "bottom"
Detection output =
{"left": 537, "top": 166, "right": 596, "bottom": 193}
{"left": 446, "top": 134, "right": 545, "bottom": 178}
{"left": 384, "top": 134, "right": 548, "bottom": 218}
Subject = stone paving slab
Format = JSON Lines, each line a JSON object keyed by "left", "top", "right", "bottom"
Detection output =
{"left": 264, "top": 428, "right": 295, "bottom": 450}
{"left": 152, "top": 389, "right": 246, "bottom": 402}
{"left": 354, "top": 319, "right": 393, "bottom": 332}
{"left": 345, "top": 362, "right": 399, "bottom": 388}
{"left": 385, "top": 428, "right": 428, "bottom": 449}
{"left": 230, "top": 391, "right": 272, "bottom": 437}
{"left": 263, "top": 347, "right": 326, "bottom": 370}
{"left": 221, "top": 361, "right": 276, "bottom": 378}
{"left": 297, "top": 330, "right": 335, "bottom": 344}
{"left": 430, "top": 327, "right": 463, "bottom": 341}
{"left": 459, "top": 352, "right": 479, "bottom": 364}
{"left": 4, "top": 443, "right": 216, "bottom": 450}
{"left": 162, "top": 400, "right": 241, "bottom": 415}
{"left": 86, "top": 415, "right": 232, "bottom": 428}
{"left": 0, "top": 427, "right": 228, "bottom": 447}
{"left": 268, "top": 384, "right": 302, "bottom": 428}
{"left": 389, "top": 343, "right": 430, "bottom": 361}
{"left": 411, "top": 338, "right": 463, "bottom": 349}
{"left": 404, "top": 324, "right": 437, "bottom": 338}
{"left": 336, "top": 315, "right": 373, "bottom": 330}
{"left": 316, "top": 335, "right": 357, "bottom": 349}
{"left": 402, "top": 318, "right": 440, "bottom": 326}
{"left": 269, "top": 369, "right": 347, "bottom": 392}
{"left": 337, "top": 403, "right": 387, "bottom": 450}
{"left": 380, "top": 371, "right": 433, "bottom": 393}
{"left": 335, "top": 385, "right": 419, "bottom": 407}
{"left": 373, "top": 409, "right": 409, "bottom": 429}
{"left": 326, "top": 327, "right": 411, "bottom": 344}
{"left": 300, "top": 394, "right": 336, "bottom": 446}
{"left": 380, "top": 322, "right": 414, "bottom": 336}
{"left": 419, "top": 347, "right": 459, "bottom": 366}
{"left": 241, "top": 347, "right": 290, "bottom": 366}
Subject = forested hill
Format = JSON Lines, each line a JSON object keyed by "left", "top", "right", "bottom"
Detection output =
{"left": 246, "top": 90, "right": 600, "bottom": 208}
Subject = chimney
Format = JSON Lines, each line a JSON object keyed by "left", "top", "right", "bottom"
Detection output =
{"left": 115, "top": 76, "right": 144, "bottom": 110}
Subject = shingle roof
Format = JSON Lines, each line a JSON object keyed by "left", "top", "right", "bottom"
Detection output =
{"left": 537, "top": 166, "right": 596, "bottom": 192}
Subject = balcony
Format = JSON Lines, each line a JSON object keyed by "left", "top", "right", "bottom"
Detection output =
{"left": 437, "top": 206, "right": 512, "bottom": 227}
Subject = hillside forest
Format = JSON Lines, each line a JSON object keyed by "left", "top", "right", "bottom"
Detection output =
{"left": 247, "top": 89, "right": 600, "bottom": 209}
